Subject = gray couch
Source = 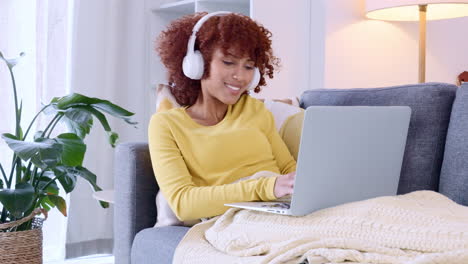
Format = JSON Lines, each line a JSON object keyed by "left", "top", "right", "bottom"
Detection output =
{"left": 114, "top": 82, "right": 468, "bottom": 264}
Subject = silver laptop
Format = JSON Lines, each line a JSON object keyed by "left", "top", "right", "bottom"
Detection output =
{"left": 225, "top": 106, "right": 411, "bottom": 216}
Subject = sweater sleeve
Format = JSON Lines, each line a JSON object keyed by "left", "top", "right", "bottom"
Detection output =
{"left": 148, "top": 114, "right": 278, "bottom": 221}
{"left": 263, "top": 107, "right": 297, "bottom": 175}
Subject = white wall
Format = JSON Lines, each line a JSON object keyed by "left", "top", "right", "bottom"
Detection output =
{"left": 112, "top": 0, "right": 149, "bottom": 143}
{"left": 319, "top": 0, "right": 468, "bottom": 89}
{"left": 251, "top": 0, "right": 313, "bottom": 100}
{"left": 67, "top": 0, "right": 118, "bottom": 255}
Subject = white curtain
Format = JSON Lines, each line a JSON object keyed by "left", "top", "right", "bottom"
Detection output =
{"left": 0, "top": 0, "right": 73, "bottom": 261}
{"left": 67, "top": 0, "right": 149, "bottom": 256}
{"left": 66, "top": 0, "right": 146, "bottom": 258}
{"left": 64, "top": 0, "right": 119, "bottom": 257}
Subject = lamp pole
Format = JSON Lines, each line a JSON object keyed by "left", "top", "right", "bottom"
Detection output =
{"left": 419, "top": 4, "right": 427, "bottom": 83}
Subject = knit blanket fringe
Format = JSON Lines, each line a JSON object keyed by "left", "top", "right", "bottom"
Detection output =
{"left": 173, "top": 191, "right": 468, "bottom": 264}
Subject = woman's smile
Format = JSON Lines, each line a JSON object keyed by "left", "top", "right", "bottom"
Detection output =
{"left": 225, "top": 83, "right": 242, "bottom": 95}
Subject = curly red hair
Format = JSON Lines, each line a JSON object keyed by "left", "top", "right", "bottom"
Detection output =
{"left": 156, "top": 12, "right": 280, "bottom": 106}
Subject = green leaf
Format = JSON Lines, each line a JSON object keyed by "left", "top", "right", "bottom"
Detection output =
{"left": 55, "top": 133, "right": 86, "bottom": 166}
{"left": 20, "top": 163, "right": 32, "bottom": 183}
{"left": 50, "top": 96, "right": 60, "bottom": 104}
{"left": 86, "top": 106, "right": 111, "bottom": 130}
{"left": 108, "top": 131, "right": 119, "bottom": 148}
{"left": 74, "top": 166, "right": 102, "bottom": 192}
{"left": 58, "top": 166, "right": 108, "bottom": 208}
{"left": 99, "top": 200, "right": 109, "bottom": 208}
{"left": 64, "top": 108, "right": 92, "bottom": 126}
{"left": 37, "top": 171, "right": 59, "bottom": 195}
{"left": 33, "top": 131, "right": 44, "bottom": 141}
{"left": 0, "top": 183, "right": 35, "bottom": 218}
{"left": 30, "top": 140, "right": 62, "bottom": 169}
{"left": 66, "top": 106, "right": 119, "bottom": 147}
{"left": 48, "top": 166, "right": 108, "bottom": 208}
{"left": 2, "top": 133, "right": 19, "bottom": 140}
{"left": 93, "top": 102, "right": 138, "bottom": 125}
{"left": 62, "top": 108, "right": 93, "bottom": 138}
{"left": 45, "top": 185, "right": 59, "bottom": 195}
{"left": 49, "top": 94, "right": 138, "bottom": 146}
{"left": 55, "top": 93, "right": 134, "bottom": 116}
{"left": 40, "top": 195, "right": 54, "bottom": 211}
{"left": 2, "top": 133, "right": 86, "bottom": 169}
{"left": 52, "top": 166, "right": 77, "bottom": 193}
{"left": 48, "top": 195, "right": 67, "bottom": 216}
{"left": 53, "top": 93, "right": 137, "bottom": 125}
{"left": 43, "top": 103, "right": 59, "bottom": 115}
{"left": 2, "top": 133, "right": 62, "bottom": 169}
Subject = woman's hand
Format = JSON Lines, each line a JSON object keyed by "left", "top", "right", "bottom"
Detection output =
{"left": 273, "top": 171, "right": 296, "bottom": 198}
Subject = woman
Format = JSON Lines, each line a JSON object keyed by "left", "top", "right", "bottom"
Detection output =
{"left": 149, "top": 12, "right": 296, "bottom": 222}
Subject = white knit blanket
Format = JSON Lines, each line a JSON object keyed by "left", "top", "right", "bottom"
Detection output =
{"left": 173, "top": 191, "right": 468, "bottom": 264}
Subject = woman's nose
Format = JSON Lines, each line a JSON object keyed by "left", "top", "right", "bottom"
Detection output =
{"left": 232, "top": 67, "right": 250, "bottom": 82}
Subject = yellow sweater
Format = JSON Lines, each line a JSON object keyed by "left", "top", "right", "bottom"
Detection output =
{"left": 148, "top": 94, "right": 296, "bottom": 221}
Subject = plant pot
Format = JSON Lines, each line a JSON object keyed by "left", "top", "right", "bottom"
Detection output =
{"left": 0, "top": 210, "right": 46, "bottom": 264}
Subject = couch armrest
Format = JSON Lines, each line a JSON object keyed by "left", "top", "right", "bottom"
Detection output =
{"left": 114, "top": 142, "right": 159, "bottom": 264}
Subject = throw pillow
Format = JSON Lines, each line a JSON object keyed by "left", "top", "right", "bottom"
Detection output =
{"left": 153, "top": 84, "right": 304, "bottom": 227}
{"left": 279, "top": 111, "right": 304, "bottom": 161}
{"left": 153, "top": 84, "right": 185, "bottom": 227}
{"left": 155, "top": 84, "right": 178, "bottom": 112}
{"left": 263, "top": 99, "right": 304, "bottom": 160}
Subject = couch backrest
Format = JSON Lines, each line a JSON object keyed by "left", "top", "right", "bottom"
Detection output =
{"left": 439, "top": 83, "right": 468, "bottom": 206}
{"left": 300, "top": 82, "right": 457, "bottom": 195}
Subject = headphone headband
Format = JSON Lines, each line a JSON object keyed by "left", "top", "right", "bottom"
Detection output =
{"left": 186, "top": 11, "right": 231, "bottom": 55}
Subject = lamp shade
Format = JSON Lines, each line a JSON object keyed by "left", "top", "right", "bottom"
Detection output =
{"left": 366, "top": 0, "right": 468, "bottom": 21}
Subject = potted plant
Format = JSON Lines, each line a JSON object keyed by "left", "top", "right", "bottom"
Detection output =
{"left": 0, "top": 51, "right": 137, "bottom": 263}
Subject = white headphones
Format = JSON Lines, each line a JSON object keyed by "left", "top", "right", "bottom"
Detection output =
{"left": 182, "top": 11, "right": 261, "bottom": 91}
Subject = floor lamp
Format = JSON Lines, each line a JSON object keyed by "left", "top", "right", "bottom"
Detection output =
{"left": 365, "top": 0, "right": 468, "bottom": 83}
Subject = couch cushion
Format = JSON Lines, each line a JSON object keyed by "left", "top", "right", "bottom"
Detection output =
{"left": 439, "top": 83, "right": 468, "bottom": 205}
{"left": 131, "top": 226, "right": 189, "bottom": 264}
{"left": 300, "top": 83, "right": 457, "bottom": 194}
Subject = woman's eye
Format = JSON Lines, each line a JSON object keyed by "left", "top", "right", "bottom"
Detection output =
{"left": 245, "top": 66, "right": 254, "bottom": 70}
{"left": 222, "top": 61, "right": 233, "bottom": 65}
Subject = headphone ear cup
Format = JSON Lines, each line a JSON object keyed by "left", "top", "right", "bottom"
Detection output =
{"left": 248, "top": 67, "right": 261, "bottom": 90}
{"left": 182, "top": 50, "right": 205, "bottom": 80}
